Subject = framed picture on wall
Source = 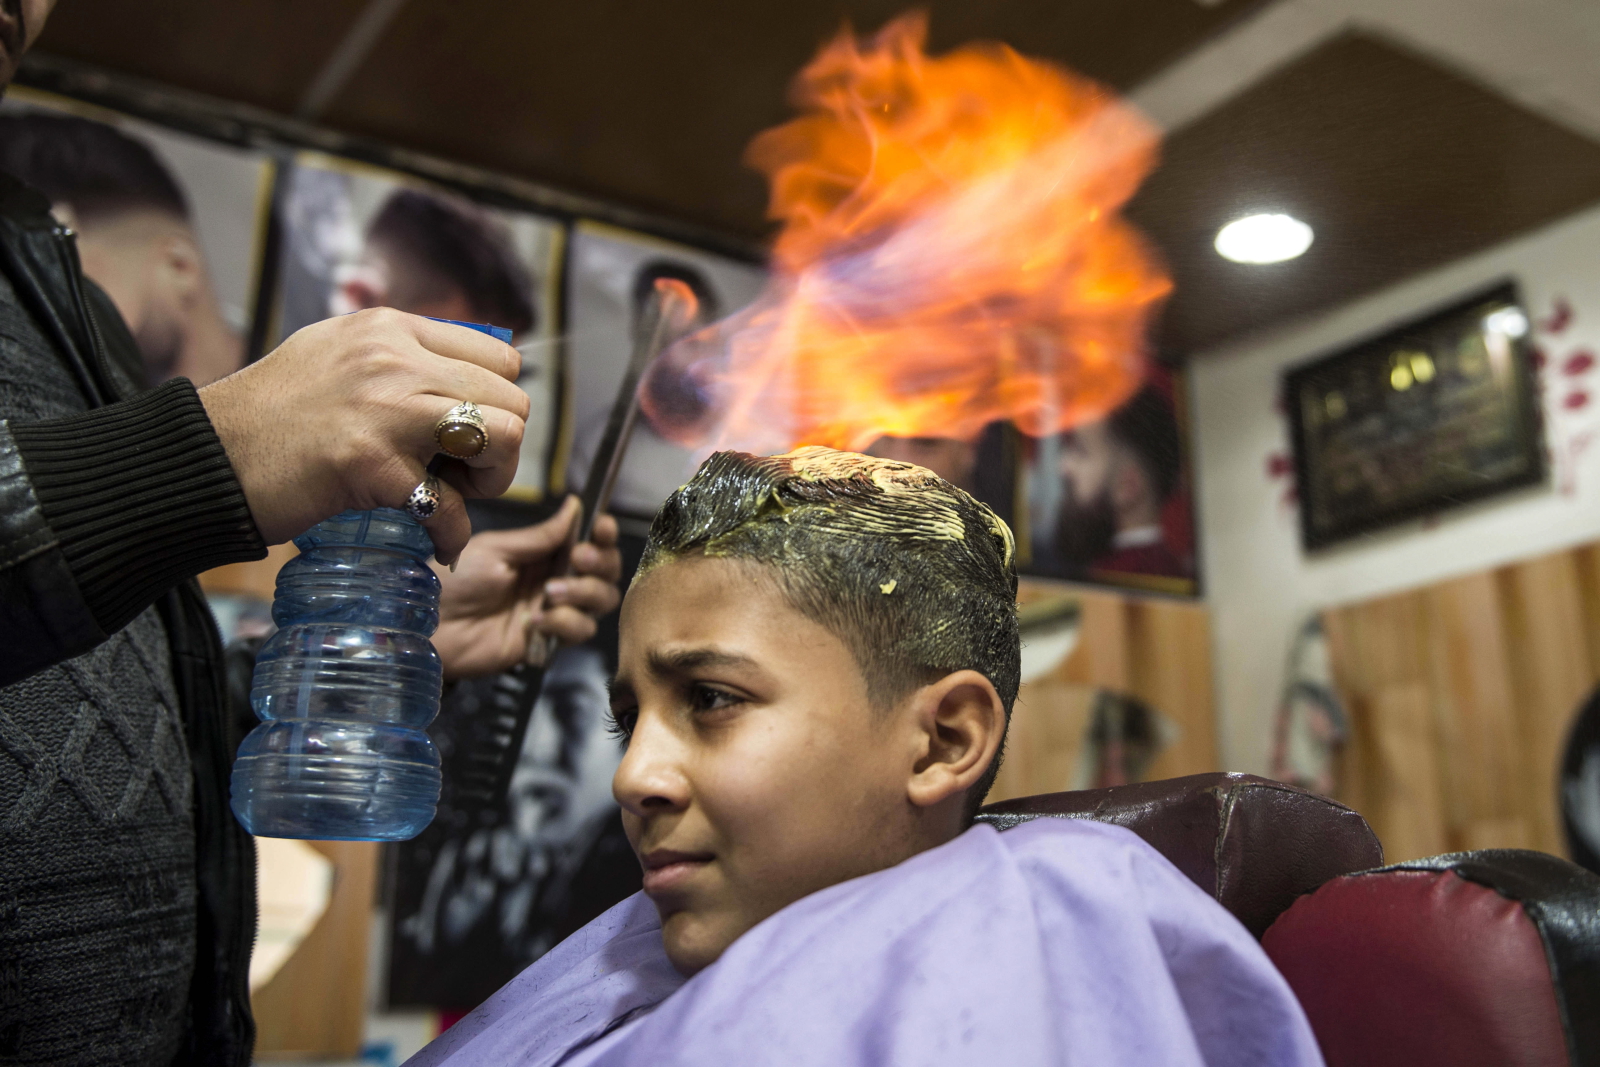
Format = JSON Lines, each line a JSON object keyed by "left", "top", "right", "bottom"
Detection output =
{"left": 385, "top": 640, "right": 641, "bottom": 1011}
{"left": 0, "top": 89, "right": 283, "bottom": 641}
{"left": 1285, "top": 280, "right": 1546, "bottom": 550}
{"left": 1002, "top": 364, "right": 1200, "bottom": 597}
{"left": 565, "top": 220, "right": 767, "bottom": 520}
{"left": 272, "top": 152, "right": 566, "bottom": 502}
{"left": 0, "top": 87, "right": 274, "bottom": 390}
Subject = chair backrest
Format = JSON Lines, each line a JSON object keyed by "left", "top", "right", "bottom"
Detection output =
{"left": 1261, "top": 849, "right": 1600, "bottom": 1067}
{"left": 978, "top": 771, "right": 1382, "bottom": 936}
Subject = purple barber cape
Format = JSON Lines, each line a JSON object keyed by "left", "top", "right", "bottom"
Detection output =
{"left": 406, "top": 818, "right": 1324, "bottom": 1067}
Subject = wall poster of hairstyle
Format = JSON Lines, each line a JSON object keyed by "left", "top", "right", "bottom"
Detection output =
{"left": 0, "top": 87, "right": 272, "bottom": 391}
{"left": 1009, "top": 364, "right": 1199, "bottom": 596}
{"left": 273, "top": 152, "right": 564, "bottom": 502}
{"left": 565, "top": 220, "right": 767, "bottom": 519}
{"left": 0, "top": 88, "right": 278, "bottom": 639}
{"left": 386, "top": 634, "right": 640, "bottom": 1011}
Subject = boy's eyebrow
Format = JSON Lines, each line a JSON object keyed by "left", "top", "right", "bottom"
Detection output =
{"left": 647, "top": 647, "right": 759, "bottom": 675}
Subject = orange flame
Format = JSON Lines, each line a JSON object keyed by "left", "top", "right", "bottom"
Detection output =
{"left": 641, "top": 12, "right": 1170, "bottom": 456}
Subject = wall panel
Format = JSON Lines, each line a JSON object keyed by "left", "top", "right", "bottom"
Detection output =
{"left": 1325, "top": 541, "right": 1600, "bottom": 861}
{"left": 989, "top": 583, "right": 1218, "bottom": 804}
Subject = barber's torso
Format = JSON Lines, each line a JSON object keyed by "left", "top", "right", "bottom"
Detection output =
{"left": 0, "top": 251, "right": 201, "bottom": 1066}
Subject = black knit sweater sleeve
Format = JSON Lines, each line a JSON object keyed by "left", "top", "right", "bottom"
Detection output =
{"left": 9, "top": 376, "right": 266, "bottom": 634}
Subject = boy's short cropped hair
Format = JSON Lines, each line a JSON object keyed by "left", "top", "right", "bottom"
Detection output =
{"left": 638, "top": 446, "right": 1020, "bottom": 810}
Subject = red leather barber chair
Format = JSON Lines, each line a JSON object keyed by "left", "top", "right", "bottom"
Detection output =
{"left": 980, "top": 773, "right": 1600, "bottom": 1067}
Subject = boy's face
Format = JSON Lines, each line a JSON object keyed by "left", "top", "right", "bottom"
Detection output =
{"left": 610, "top": 555, "right": 931, "bottom": 975}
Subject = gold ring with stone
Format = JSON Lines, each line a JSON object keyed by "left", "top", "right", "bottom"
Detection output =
{"left": 434, "top": 401, "right": 489, "bottom": 459}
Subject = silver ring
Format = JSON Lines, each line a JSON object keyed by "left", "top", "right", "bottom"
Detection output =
{"left": 434, "top": 401, "right": 489, "bottom": 460}
{"left": 405, "top": 475, "right": 442, "bottom": 521}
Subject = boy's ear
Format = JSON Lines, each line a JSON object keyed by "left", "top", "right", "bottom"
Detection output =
{"left": 906, "top": 670, "right": 1006, "bottom": 810}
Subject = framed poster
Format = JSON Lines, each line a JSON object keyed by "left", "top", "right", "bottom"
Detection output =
{"left": 565, "top": 221, "right": 767, "bottom": 519}
{"left": 0, "top": 90, "right": 282, "bottom": 641}
{"left": 1000, "top": 365, "right": 1199, "bottom": 597}
{"left": 273, "top": 152, "right": 565, "bottom": 501}
{"left": 386, "top": 640, "right": 640, "bottom": 1010}
{"left": 1285, "top": 281, "right": 1545, "bottom": 550}
{"left": 0, "top": 87, "right": 273, "bottom": 388}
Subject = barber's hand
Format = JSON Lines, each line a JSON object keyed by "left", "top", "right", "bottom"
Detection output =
{"left": 431, "top": 496, "right": 623, "bottom": 680}
{"left": 198, "top": 308, "right": 529, "bottom": 564}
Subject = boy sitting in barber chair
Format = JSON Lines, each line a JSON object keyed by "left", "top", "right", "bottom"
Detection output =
{"left": 411, "top": 447, "right": 1322, "bottom": 1067}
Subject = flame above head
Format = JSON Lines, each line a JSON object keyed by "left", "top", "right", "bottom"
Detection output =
{"left": 640, "top": 12, "right": 1171, "bottom": 457}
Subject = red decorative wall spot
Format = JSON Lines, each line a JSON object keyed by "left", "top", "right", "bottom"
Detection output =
{"left": 1267, "top": 452, "right": 1294, "bottom": 478}
{"left": 1531, "top": 347, "right": 1547, "bottom": 371}
{"left": 1565, "top": 391, "right": 1590, "bottom": 411}
{"left": 1564, "top": 350, "right": 1595, "bottom": 376}
{"left": 1542, "top": 297, "right": 1574, "bottom": 336}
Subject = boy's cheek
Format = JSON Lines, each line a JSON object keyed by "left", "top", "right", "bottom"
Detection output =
{"left": 698, "top": 723, "right": 839, "bottom": 828}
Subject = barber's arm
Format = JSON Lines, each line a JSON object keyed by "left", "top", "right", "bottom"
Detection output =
{"left": 0, "top": 375, "right": 263, "bottom": 687}
{"left": 0, "top": 307, "right": 528, "bottom": 687}
{"left": 431, "top": 495, "right": 623, "bottom": 680}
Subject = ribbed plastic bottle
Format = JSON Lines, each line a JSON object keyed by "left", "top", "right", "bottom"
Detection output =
{"left": 231, "top": 508, "right": 443, "bottom": 840}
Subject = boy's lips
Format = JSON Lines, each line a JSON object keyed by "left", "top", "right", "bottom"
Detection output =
{"left": 640, "top": 849, "right": 714, "bottom": 895}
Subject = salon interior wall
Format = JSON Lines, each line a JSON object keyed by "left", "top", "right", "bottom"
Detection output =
{"left": 1189, "top": 200, "right": 1600, "bottom": 776}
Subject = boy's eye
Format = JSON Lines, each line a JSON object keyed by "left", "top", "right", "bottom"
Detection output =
{"left": 688, "top": 683, "right": 742, "bottom": 714}
{"left": 604, "top": 685, "right": 745, "bottom": 742}
{"left": 605, "top": 704, "right": 638, "bottom": 742}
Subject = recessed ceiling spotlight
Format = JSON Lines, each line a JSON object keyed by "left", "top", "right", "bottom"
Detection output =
{"left": 1214, "top": 213, "right": 1314, "bottom": 264}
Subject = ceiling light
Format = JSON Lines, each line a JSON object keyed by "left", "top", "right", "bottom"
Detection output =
{"left": 1214, "top": 213, "right": 1314, "bottom": 264}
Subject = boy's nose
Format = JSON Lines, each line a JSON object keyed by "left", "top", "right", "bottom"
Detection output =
{"left": 612, "top": 712, "right": 692, "bottom": 818}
